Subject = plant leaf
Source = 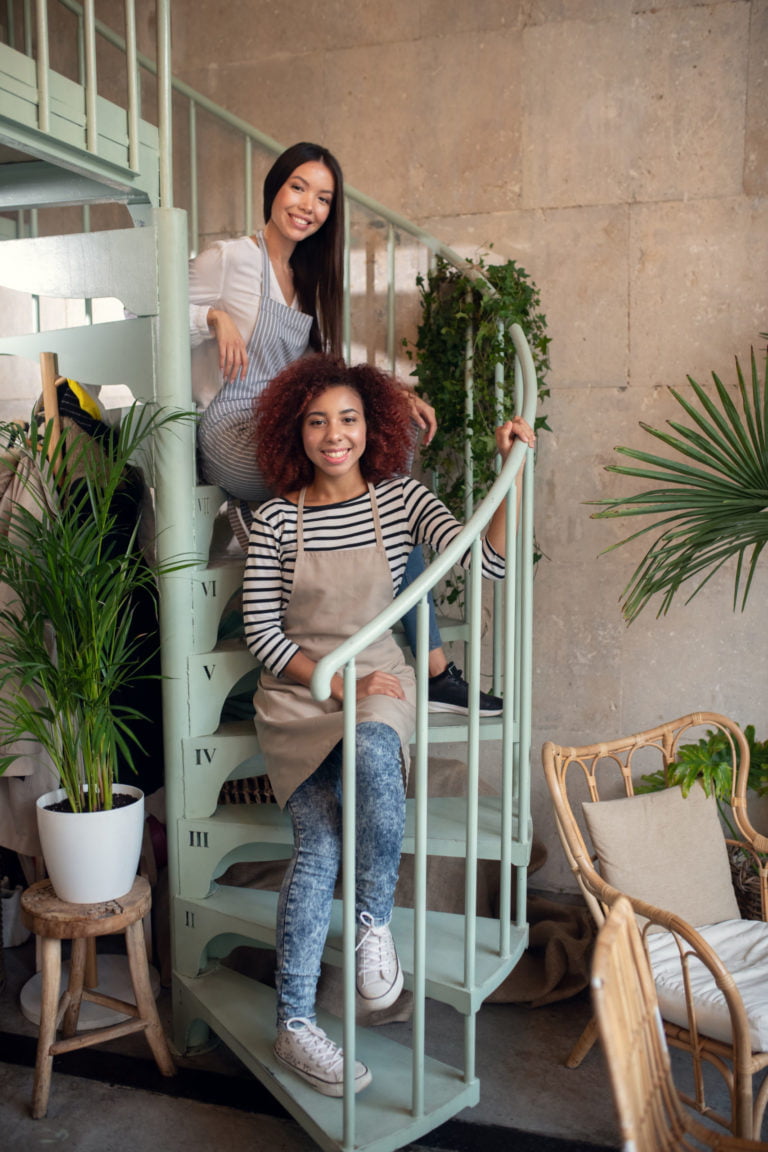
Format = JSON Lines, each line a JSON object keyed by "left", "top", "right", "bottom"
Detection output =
{"left": 591, "top": 348, "right": 768, "bottom": 621}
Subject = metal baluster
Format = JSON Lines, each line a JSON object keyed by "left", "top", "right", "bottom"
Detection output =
{"left": 188, "top": 99, "right": 198, "bottom": 255}
{"left": 243, "top": 135, "right": 252, "bottom": 238}
{"left": 83, "top": 0, "right": 97, "bottom": 152}
{"left": 34, "top": 0, "right": 50, "bottom": 132}
{"left": 124, "top": 0, "right": 140, "bottom": 170}
{"left": 156, "top": 0, "right": 172, "bottom": 207}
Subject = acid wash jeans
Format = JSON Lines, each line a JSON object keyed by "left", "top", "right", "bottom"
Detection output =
{"left": 275, "top": 721, "right": 406, "bottom": 1026}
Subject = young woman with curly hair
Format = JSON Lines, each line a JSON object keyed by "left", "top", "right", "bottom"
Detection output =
{"left": 241, "top": 353, "right": 535, "bottom": 1098}
{"left": 252, "top": 354, "right": 416, "bottom": 494}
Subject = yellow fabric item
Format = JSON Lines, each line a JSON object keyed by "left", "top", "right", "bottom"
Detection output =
{"left": 65, "top": 378, "right": 101, "bottom": 420}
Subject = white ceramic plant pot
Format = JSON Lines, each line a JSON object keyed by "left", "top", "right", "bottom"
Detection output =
{"left": 36, "top": 784, "right": 144, "bottom": 904}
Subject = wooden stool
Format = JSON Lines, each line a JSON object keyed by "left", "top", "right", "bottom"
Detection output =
{"left": 20, "top": 875, "right": 175, "bottom": 1118}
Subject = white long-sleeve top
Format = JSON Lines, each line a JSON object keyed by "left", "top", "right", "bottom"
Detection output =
{"left": 243, "top": 476, "right": 505, "bottom": 676}
{"left": 188, "top": 234, "right": 299, "bottom": 408}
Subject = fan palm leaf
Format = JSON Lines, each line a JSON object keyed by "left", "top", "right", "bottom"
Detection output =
{"left": 592, "top": 347, "right": 768, "bottom": 622}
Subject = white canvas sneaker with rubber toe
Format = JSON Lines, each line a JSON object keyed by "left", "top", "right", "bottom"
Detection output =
{"left": 274, "top": 1017, "right": 372, "bottom": 1096}
{"left": 356, "top": 912, "right": 404, "bottom": 1013}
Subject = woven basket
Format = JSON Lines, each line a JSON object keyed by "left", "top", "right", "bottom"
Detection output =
{"left": 218, "top": 774, "right": 276, "bottom": 806}
{"left": 729, "top": 845, "right": 764, "bottom": 921}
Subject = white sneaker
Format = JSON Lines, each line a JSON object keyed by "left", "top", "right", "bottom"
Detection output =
{"left": 274, "top": 1017, "right": 372, "bottom": 1097}
{"left": 356, "top": 912, "right": 404, "bottom": 1013}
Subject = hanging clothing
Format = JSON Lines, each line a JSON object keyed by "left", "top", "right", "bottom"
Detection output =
{"left": 253, "top": 484, "right": 417, "bottom": 808}
{"left": 196, "top": 232, "right": 313, "bottom": 502}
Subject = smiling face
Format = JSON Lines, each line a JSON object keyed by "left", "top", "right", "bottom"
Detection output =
{"left": 301, "top": 386, "right": 367, "bottom": 486}
{"left": 267, "top": 160, "right": 335, "bottom": 246}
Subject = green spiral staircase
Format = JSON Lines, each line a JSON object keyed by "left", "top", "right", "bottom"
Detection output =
{"left": 0, "top": 4, "right": 536, "bottom": 1149}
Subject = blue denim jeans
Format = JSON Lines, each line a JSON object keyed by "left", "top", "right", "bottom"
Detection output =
{"left": 398, "top": 546, "right": 442, "bottom": 658}
{"left": 275, "top": 721, "right": 406, "bottom": 1025}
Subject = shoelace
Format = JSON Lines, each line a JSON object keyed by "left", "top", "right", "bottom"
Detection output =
{"left": 356, "top": 913, "right": 396, "bottom": 985}
{"left": 286, "top": 1017, "right": 344, "bottom": 1072}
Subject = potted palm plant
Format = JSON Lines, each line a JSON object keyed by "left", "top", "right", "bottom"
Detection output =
{"left": 0, "top": 400, "right": 191, "bottom": 903}
{"left": 591, "top": 340, "right": 768, "bottom": 621}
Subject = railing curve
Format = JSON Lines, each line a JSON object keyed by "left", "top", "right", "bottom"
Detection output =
{"left": 311, "top": 321, "right": 536, "bottom": 699}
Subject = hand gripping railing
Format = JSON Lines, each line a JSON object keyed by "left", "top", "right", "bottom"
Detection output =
{"left": 310, "top": 322, "right": 536, "bottom": 1145}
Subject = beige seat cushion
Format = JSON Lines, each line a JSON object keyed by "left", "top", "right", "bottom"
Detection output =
{"left": 649, "top": 919, "right": 768, "bottom": 1049}
{"left": 582, "top": 784, "right": 740, "bottom": 927}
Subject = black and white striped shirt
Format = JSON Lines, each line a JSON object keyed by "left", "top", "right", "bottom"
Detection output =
{"left": 243, "top": 476, "right": 505, "bottom": 675}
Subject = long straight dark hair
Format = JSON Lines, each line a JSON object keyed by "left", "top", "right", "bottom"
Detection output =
{"left": 263, "top": 142, "right": 345, "bottom": 356}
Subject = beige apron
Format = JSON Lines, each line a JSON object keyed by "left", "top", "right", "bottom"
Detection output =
{"left": 254, "top": 484, "right": 416, "bottom": 808}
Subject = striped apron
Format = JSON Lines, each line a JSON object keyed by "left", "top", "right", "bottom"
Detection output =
{"left": 254, "top": 485, "right": 417, "bottom": 808}
{"left": 198, "top": 231, "right": 312, "bottom": 502}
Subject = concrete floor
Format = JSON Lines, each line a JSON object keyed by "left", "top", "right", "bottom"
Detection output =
{"left": 0, "top": 893, "right": 755, "bottom": 1152}
{"left": 0, "top": 922, "right": 621, "bottom": 1152}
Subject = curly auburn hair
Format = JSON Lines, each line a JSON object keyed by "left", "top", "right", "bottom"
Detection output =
{"left": 254, "top": 354, "right": 417, "bottom": 495}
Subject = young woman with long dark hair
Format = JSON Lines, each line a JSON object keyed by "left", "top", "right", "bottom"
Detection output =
{"left": 191, "top": 141, "right": 347, "bottom": 505}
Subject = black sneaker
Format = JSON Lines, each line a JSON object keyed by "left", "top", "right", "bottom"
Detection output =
{"left": 427, "top": 661, "right": 503, "bottom": 717}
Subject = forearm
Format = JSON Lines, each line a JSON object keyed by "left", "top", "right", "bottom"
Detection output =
{"left": 484, "top": 419, "right": 534, "bottom": 556}
{"left": 206, "top": 306, "right": 227, "bottom": 331}
{"left": 190, "top": 303, "right": 215, "bottom": 346}
{"left": 485, "top": 466, "right": 524, "bottom": 558}
{"left": 283, "top": 650, "right": 344, "bottom": 703}
{"left": 189, "top": 245, "right": 224, "bottom": 345}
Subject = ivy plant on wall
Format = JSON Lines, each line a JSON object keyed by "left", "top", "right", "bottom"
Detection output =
{"left": 405, "top": 252, "right": 550, "bottom": 516}
{"left": 404, "top": 251, "right": 550, "bottom": 602}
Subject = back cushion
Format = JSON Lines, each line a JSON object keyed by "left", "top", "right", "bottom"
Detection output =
{"left": 582, "top": 784, "right": 740, "bottom": 927}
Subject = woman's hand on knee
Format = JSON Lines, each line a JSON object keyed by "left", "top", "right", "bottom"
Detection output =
{"left": 355, "top": 671, "right": 406, "bottom": 701}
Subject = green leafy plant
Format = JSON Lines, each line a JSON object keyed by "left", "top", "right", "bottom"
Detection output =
{"left": 638, "top": 723, "right": 768, "bottom": 838}
{"left": 592, "top": 343, "right": 768, "bottom": 622}
{"left": 0, "top": 404, "right": 193, "bottom": 812}
{"left": 404, "top": 251, "right": 551, "bottom": 601}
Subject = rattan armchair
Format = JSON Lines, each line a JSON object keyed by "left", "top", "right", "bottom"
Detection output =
{"left": 542, "top": 712, "right": 768, "bottom": 1140}
{"left": 592, "top": 895, "right": 765, "bottom": 1151}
